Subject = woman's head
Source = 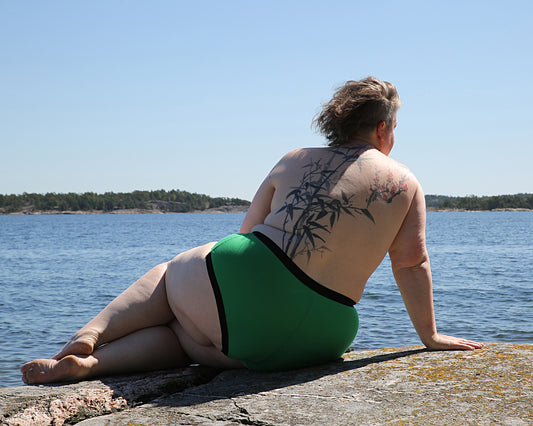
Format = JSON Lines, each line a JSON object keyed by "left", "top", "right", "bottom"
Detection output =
{"left": 313, "top": 77, "right": 401, "bottom": 147}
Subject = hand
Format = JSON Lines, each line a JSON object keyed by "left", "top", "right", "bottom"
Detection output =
{"left": 424, "top": 334, "right": 484, "bottom": 351}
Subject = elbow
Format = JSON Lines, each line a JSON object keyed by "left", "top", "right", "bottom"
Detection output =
{"left": 393, "top": 258, "right": 430, "bottom": 274}
{"left": 240, "top": 211, "right": 268, "bottom": 233}
{"left": 390, "top": 250, "right": 430, "bottom": 272}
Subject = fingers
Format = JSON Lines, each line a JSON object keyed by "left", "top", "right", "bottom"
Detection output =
{"left": 449, "top": 336, "right": 484, "bottom": 350}
{"left": 456, "top": 338, "right": 484, "bottom": 350}
{"left": 426, "top": 334, "right": 484, "bottom": 351}
{"left": 451, "top": 341, "right": 483, "bottom": 351}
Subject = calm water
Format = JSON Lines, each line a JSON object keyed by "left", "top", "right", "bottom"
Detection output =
{"left": 0, "top": 212, "right": 531, "bottom": 387}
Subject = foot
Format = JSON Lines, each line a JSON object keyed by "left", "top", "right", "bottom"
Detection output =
{"left": 21, "top": 355, "right": 97, "bottom": 384}
{"left": 52, "top": 330, "right": 100, "bottom": 360}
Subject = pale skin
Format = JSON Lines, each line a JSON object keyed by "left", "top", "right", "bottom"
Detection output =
{"left": 21, "top": 116, "right": 483, "bottom": 384}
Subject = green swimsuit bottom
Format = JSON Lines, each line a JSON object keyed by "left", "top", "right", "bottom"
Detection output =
{"left": 205, "top": 231, "right": 358, "bottom": 371}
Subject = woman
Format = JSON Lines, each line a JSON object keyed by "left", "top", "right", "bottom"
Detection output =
{"left": 21, "top": 77, "right": 483, "bottom": 384}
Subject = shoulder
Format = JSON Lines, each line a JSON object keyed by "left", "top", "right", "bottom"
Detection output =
{"left": 364, "top": 151, "right": 422, "bottom": 197}
{"left": 383, "top": 158, "right": 426, "bottom": 222}
{"left": 279, "top": 147, "right": 323, "bottom": 160}
{"left": 270, "top": 147, "right": 325, "bottom": 171}
{"left": 383, "top": 154, "right": 421, "bottom": 189}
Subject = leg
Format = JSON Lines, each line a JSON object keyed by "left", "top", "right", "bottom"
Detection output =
{"left": 22, "top": 325, "right": 190, "bottom": 384}
{"left": 54, "top": 262, "right": 174, "bottom": 359}
{"left": 169, "top": 320, "right": 242, "bottom": 369}
{"left": 22, "top": 242, "right": 242, "bottom": 384}
{"left": 165, "top": 243, "right": 243, "bottom": 369}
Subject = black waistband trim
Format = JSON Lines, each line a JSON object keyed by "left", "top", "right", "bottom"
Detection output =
{"left": 252, "top": 231, "right": 356, "bottom": 307}
{"left": 206, "top": 252, "right": 229, "bottom": 355}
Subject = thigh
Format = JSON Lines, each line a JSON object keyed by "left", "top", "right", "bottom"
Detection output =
{"left": 165, "top": 242, "right": 223, "bottom": 350}
{"left": 169, "top": 320, "right": 243, "bottom": 369}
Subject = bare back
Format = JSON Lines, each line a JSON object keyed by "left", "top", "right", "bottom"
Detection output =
{"left": 244, "top": 144, "right": 418, "bottom": 302}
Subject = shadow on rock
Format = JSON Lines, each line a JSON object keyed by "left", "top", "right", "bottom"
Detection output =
{"left": 151, "top": 347, "right": 427, "bottom": 408}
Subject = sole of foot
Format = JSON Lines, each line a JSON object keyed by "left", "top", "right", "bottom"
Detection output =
{"left": 21, "top": 355, "right": 95, "bottom": 384}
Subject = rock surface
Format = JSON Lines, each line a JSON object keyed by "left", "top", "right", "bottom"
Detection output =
{"left": 1, "top": 343, "right": 531, "bottom": 425}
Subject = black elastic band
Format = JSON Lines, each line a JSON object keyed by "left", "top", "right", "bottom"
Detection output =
{"left": 205, "top": 252, "right": 229, "bottom": 355}
{"left": 252, "top": 231, "right": 356, "bottom": 307}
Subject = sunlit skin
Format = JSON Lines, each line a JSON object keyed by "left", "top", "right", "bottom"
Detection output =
{"left": 21, "top": 118, "right": 483, "bottom": 385}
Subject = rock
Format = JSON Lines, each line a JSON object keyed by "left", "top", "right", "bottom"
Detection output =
{"left": 0, "top": 366, "right": 220, "bottom": 426}
{"left": 1, "top": 343, "right": 531, "bottom": 425}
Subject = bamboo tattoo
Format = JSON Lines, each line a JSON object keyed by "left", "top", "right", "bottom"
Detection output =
{"left": 276, "top": 149, "right": 408, "bottom": 260}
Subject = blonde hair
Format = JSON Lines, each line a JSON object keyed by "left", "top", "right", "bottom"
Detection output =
{"left": 313, "top": 77, "right": 401, "bottom": 146}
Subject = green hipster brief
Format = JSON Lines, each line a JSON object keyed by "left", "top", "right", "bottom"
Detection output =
{"left": 206, "top": 231, "right": 359, "bottom": 371}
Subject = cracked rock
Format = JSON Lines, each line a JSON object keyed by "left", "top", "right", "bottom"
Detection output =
{"left": 2, "top": 344, "right": 531, "bottom": 425}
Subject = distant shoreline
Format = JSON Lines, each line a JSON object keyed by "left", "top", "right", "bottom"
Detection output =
{"left": 3, "top": 192, "right": 530, "bottom": 215}
{"left": 4, "top": 206, "right": 532, "bottom": 215}
{"left": 3, "top": 205, "right": 249, "bottom": 215}
{"left": 426, "top": 207, "right": 532, "bottom": 212}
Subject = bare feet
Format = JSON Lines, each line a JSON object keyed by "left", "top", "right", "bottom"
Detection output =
{"left": 20, "top": 329, "right": 101, "bottom": 383}
{"left": 52, "top": 330, "right": 100, "bottom": 360}
{"left": 21, "top": 355, "right": 97, "bottom": 384}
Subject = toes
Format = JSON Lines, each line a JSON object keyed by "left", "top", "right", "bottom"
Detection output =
{"left": 20, "top": 360, "right": 57, "bottom": 384}
{"left": 20, "top": 362, "right": 38, "bottom": 382}
{"left": 20, "top": 362, "right": 33, "bottom": 373}
{"left": 21, "top": 371, "right": 28, "bottom": 384}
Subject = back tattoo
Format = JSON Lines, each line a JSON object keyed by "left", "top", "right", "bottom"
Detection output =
{"left": 276, "top": 148, "right": 408, "bottom": 260}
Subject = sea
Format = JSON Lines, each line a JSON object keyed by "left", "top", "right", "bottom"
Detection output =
{"left": 0, "top": 211, "right": 531, "bottom": 388}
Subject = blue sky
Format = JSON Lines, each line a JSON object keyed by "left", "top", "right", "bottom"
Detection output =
{"left": 1, "top": 0, "right": 532, "bottom": 201}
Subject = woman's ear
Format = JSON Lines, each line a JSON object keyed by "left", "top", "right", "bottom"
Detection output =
{"left": 376, "top": 121, "right": 386, "bottom": 141}
{"left": 374, "top": 121, "right": 386, "bottom": 151}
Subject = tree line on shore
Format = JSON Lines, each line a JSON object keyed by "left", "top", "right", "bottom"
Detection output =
{"left": 425, "top": 194, "right": 533, "bottom": 211}
{"left": 0, "top": 191, "right": 531, "bottom": 214}
{"left": 0, "top": 189, "right": 250, "bottom": 214}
